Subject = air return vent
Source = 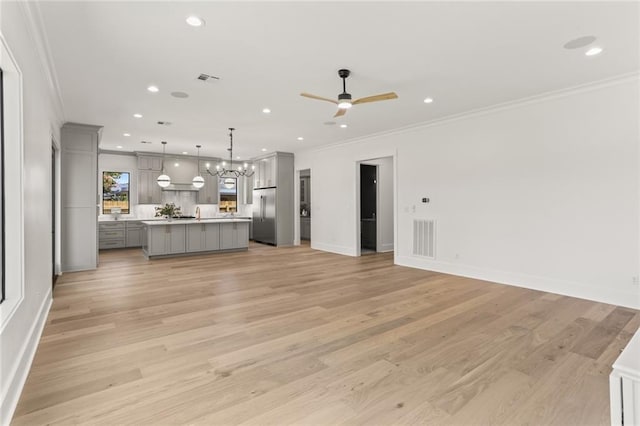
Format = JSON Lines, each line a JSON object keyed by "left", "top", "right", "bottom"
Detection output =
{"left": 197, "top": 73, "right": 220, "bottom": 82}
{"left": 413, "top": 219, "right": 435, "bottom": 258}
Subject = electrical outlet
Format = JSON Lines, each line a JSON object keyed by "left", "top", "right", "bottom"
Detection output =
{"left": 633, "top": 276, "right": 639, "bottom": 285}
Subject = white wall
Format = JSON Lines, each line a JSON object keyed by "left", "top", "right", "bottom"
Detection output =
{"left": 0, "top": 2, "right": 63, "bottom": 424}
{"left": 296, "top": 77, "right": 640, "bottom": 309}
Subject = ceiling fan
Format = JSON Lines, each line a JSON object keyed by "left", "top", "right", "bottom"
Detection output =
{"left": 301, "top": 69, "right": 398, "bottom": 117}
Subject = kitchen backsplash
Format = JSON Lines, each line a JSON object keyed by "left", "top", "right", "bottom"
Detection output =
{"left": 99, "top": 201, "right": 252, "bottom": 220}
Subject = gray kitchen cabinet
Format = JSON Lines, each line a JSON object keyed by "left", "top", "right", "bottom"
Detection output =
{"left": 137, "top": 155, "right": 163, "bottom": 171}
{"left": 197, "top": 173, "right": 219, "bottom": 204}
{"left": 138, "top": 170, "right": 162, "bottom": 204}
{"left": 126, "top": 221, "right": 144, "bottom": 247}
{"left": 99, "top": 222, "right": 125, "bottom": 249}
{"left": 186, "top": 223, "right": 220, "bottom": 252}
{"left": 254, "top": 155, "right": 277, "bottom": 189}
{"left": 147, "top": 224, "right": 186, "bottom": 256}
{"left": 61, "top": 123, "right": 101, "bottom": 271}
{"left": 220, "top": 222, "right": 249, "bottom": 249}
{"left": 239, "top": 174, "right": 253, "bottom": 205}
{"left": 300, "top": 217, "right": 311, "bottom": 240}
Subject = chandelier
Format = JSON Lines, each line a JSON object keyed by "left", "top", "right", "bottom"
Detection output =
{"left": 206, "top": 128, "right": 255, "bottom": 178}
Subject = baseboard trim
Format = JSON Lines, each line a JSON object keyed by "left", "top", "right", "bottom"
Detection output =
{"left": 378, "top": 243, "right": 394, "bottom": 253}
{"left": 312, "top": 242, "right": 357, "bottom": 257}
{"left": 1, "top": 288, "right": 52, "bottom": 426}
{"left": 395, "top": 255, "right": 640, "bottom": 310}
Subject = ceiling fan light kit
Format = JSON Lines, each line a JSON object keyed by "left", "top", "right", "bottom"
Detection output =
{"left": 301, "top": 68, "right": 397, "bottom": 117}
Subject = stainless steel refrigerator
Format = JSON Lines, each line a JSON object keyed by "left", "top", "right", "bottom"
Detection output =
{"left": 252, "top": 187, "right": 277, "bottom": 245}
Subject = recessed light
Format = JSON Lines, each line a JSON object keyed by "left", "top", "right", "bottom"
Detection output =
{"left": 261, "top": 148, "right": 267, "bottom": 152}
{"left": 186, "top": 16, "right": 205, "bottom": 27}
{"left": 123, "top": 133, "right": 131, "bottom": 137}
{"left": 116, "top": 145, "right": 123, "bottom": 149}
{"left": 133, "top": 113, "right": 143, "bottom": 118}
{"left": 423, "top": 97, "right": 434, "bottom": 104}
{"left": 236, "top": 156, "right": 241, "bottom": 159}
{"left": 340, "top": 124, "right": 348, "bottom": 128}
{"left": 182, "top": 151, "right": 188, "bottom": 155}
{"left": 262, "top": 108, "right": 271, "bottom": 114}
{"left": 297, "top": 137, "right": 304, "bottom": 141}
{"left": 147, "top": 85, "right": 159, "bottom": 93}
{"left": 174, "top": 162, "right": 180, "bottom": 167}
{"left": 585, "top": 47, "right": 603, "bottom": 56}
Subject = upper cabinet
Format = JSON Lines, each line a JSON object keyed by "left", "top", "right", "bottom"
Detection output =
{"left": 252, "top": 152, "right": 294, "bottom": 190}
{"left": 137, "top": 155, "right": 163, "bottom": 171}
{"left": 138, "top": 170, "right": 162, "bottom": 204}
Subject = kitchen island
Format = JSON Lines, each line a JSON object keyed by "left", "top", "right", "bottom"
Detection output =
{"left": 142, "top": 218, "right": 250, "bottom": 259}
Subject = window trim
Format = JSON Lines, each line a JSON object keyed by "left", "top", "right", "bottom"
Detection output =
{"left": 0, "top": 33, "right": 25, "bottom": 332}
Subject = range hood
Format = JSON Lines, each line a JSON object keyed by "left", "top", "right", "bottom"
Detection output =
{"left": 161, "top": 183, "right": 200, "bottom": 192}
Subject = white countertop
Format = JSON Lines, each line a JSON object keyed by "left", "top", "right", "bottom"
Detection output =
{"left": 141, "top": 218, "right": 251, "bottom": 225}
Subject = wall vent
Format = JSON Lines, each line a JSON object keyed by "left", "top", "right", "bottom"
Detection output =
{"left": 197, "top": 73, "right": 220, "bottom": 82}
{"left": 413, "top": 219, "right": 435, "bottom": 258}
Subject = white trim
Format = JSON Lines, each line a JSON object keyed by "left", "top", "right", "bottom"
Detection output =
{"left": 17, "top": 1, "right": 65, "bottom": 124}
{"left": 396, "top": 255, "right": 640, "bottom": 310}
{"left": 0, "top": 288, "right": 52, "bottom": 426}
{"left": 311, "top": 241, "right": 357, "bottom": 257}
{"left": 378, "top": 243, "right": 394, "bottom": 253}
{"left": 296, "top": 72, "right": 640, "bottom": 156}
{"left": 0, "top": 32, "right": 25, "bottom": 334}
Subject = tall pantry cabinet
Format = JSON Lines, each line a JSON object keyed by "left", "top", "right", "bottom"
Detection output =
{"left": 61, "top": 123, "right": 102, "bottom": 272}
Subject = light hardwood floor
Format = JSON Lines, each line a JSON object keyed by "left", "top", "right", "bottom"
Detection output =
{"left": 13, "top": 243, "right": 640, "bottom": 425}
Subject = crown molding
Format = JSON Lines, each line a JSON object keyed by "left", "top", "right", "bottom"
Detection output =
{"left": 298, "top": 71, "right": 640, "bottom": 155}
{"left": 17, "top": 1, "right": 65, "bottom": 125}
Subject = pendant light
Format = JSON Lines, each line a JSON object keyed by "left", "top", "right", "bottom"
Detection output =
{"left": 157, "top": 141, "right": 171, "bottom": 188}
{"left": 192, "top": 145, "right": 205, "bottom": 189}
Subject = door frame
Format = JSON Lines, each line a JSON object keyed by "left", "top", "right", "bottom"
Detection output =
{"left": 355, "top": 155, "right": 396, "bottom": 257}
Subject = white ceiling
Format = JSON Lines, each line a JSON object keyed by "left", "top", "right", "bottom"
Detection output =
{"left": 37, "top": 1, "right": 639, "bottom": 160}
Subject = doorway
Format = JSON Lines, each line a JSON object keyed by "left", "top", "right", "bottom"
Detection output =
{"left": 358, "top": 156, "right": 394, "bottom": 256}
{"left": 300, "top": 169, "right": 311, "bottom": 244}
{"left": 360, "top": 164, "right": 377, "bottom": 253}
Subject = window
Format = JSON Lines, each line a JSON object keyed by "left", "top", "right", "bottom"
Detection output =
{"left": 102, "top": 171, "right": 130, "bottom": 214}
{"left": 219, "top": 177, "right": 237, "bottom": 212}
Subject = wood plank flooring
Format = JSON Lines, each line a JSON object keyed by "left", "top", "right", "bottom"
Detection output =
{"left": 12, "top": 243, "right": 640, "bottom": 425}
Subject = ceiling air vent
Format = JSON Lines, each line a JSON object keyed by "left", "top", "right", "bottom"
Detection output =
{"left": 197, "top": 73, "right": 220, "bottom": 82}
{"left": 140, "top": 140, "right": 152, "bottom": 144}
{"left": 157, "top": 121, "right": 172, "bottom": 126}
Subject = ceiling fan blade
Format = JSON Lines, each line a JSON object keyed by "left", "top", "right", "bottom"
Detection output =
{"left": 333, "top": 108, "right": 347, "bottom": 118}
{"left": 300, "top": 93, "right": 338, "bottom": 105}
{"left": 352, "top": 92, "right": 398, "bottom": 105}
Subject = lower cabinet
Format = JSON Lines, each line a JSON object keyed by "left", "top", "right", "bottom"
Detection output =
{"left": 99, "top": 222, "right": 125, "bottom": 249}
{"left": 186, "top": 223, "right": 220, "bottom": 252}
{"left": 144, "top": 221, "right": 250, "bottom": 257}
{"left": 220, "top": 222, "right": 249, "bottom": 249}
{"left": 147, "top": 224, "right": 186, "bottom": 256}
{"left": 300, "top": 217, "right": 310, "bottom": 240}
{"left": 126, "top": 221, "right": 144, "bottom": 247}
